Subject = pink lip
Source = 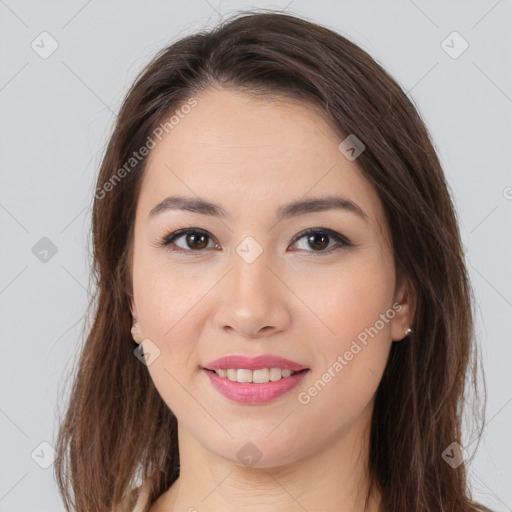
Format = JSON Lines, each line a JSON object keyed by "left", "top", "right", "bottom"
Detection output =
{"left": 202, "top": 367, "right": 310, "bottom": 404}
{"left": 203, "top": 354, "right": 309, "bottom": 372}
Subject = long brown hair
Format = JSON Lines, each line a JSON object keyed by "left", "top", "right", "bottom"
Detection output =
{"left": 54, "top": 10, "right": 487, "bottom": 511}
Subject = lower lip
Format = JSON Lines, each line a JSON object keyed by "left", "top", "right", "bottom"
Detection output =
{"left": 202, "top": 368, "right": 310, "bottom": 404}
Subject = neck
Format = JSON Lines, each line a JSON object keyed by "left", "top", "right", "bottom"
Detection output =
{"left": 152, "top": 404, "right": 381, "bottom": 512}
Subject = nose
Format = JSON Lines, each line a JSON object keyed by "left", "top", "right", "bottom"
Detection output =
{"left": 213, "top": 249, "right": 292, "bottom": 339}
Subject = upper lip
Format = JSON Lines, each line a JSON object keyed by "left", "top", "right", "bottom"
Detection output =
{"left": 203, "top": 355, "right": 309, "bottom": 372}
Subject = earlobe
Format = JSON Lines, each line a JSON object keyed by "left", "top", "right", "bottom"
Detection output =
{"left": 129, "top": 297, "right": 144, "bottom": 344}
{"left": 391, "top": 308, "right": 413, "bottom": 341}
{"left": 131, "top": 322, "right": 144, "bottom": 344}
{"left": 391, "top": 276, "right": 415, "bottom": 342}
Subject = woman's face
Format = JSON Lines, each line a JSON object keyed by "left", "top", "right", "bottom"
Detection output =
{"left": 130, "top": 88, "right": 412, "bottom": 467}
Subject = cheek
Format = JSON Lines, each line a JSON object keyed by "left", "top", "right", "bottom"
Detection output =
{"left": 147, "top": 360, "right": 206, "bottom": 431}
{"left": 132, "top": 264, "right": 205, "bottom": 406}
{"left": 295, "top": 275, "right": 394, "bottom": 431}
{"left": 295, "top": 251, "right": 395, "bottom": 382}
{"left": 135, "top": 264, "right": 205, "bottom": 414}
{"left": 134, "top": 256, "right": 204, "bottom": 338}
{"left": 303, "top": 251, "right": 394, "bottom": 332}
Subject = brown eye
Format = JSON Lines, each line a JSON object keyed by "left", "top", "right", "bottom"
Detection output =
{"left": 306, "top": 232, "right": 329, "bottom": 251}
{"left": 161, "top": 229, "right": 218, "bottom": 253}
{"left": 159, "top": 227, "right": 350, "bottom": 256}
{"left": 290, "top": 228, "right": 350, "bottom": 254}
{"left": 184, "top": 232, "right": 209, "bottom": 250}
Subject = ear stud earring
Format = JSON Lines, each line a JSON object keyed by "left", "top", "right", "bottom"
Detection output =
{"left": 394, "top": 326, "right": 413, "bottom": 342}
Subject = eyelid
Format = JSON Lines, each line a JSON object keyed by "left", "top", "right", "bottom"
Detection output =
{"left": 289, "top": 227, "right": 351, "bottom": 248}
{"left": 159, "top": 228, "right": 219, "bottom": 252}
{"left": 158, "top": 227, "right": 352, "bottom": 255}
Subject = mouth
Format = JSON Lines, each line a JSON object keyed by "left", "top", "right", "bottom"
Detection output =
{"left": 201, "top": 354, "right": 310, "bottom": 404}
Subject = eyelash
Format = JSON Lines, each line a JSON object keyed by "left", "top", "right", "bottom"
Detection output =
{"left": 157, "top": 227, "right": 352, "bottom": 256}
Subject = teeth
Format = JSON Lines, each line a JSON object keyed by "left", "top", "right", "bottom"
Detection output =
{"left": 214, "top": 367, "right": 297, "bottom": 383}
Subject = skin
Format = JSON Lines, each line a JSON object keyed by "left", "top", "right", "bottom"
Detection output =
{"left": 129, "top": 88, "right": 414, "bottom": 512}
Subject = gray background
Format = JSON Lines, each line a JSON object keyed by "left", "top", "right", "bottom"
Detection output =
{"left": 1, "top": 1, "right": 511, "bottom": 510}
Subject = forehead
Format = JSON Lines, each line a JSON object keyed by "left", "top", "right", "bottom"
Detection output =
{"left": 138, "top": 88, "right": 384, "bottom": 229}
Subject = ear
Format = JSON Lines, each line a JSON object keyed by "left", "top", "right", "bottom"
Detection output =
{"left": 129, "top": 296, "right": 138, "bottom": 322}
{"left": 390, "top": 273, "right": 415, "bottom": 342}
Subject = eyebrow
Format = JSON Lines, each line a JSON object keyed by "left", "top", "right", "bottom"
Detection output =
{"left": 148, "top": 194, "right": 369, "bottom": 223}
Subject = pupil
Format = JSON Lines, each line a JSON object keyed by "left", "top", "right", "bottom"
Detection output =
{"left": 309, "top": 233, "right": 328, "bottom": 250}
{"left": 188, "top": 233, "right": 208, "bottom": 250}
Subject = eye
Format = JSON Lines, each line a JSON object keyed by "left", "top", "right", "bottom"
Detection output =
{"left": 289, "top": 228, "right": 351, "bottom": 254}
{"left": 157, "top": 227, "right": 351, "bottom": 255}
{"left": 159, "top": 228, "right": 220, "bottom": 253}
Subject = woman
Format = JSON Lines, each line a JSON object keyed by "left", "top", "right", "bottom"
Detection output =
{"left": 54, "top": 10, "right": 492, "bottom": 512}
